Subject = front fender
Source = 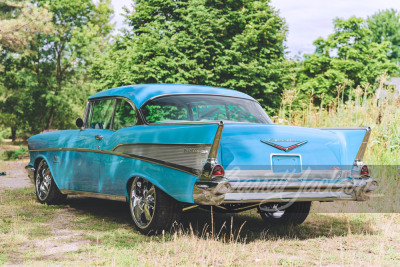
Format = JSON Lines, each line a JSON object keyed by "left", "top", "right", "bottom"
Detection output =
{"left": 27, "top": 152, "right": 62, "bottom": 190}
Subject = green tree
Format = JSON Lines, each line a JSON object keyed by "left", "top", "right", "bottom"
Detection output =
{"left": 92, "top": 0, "right": 293, "bottom": 113}
{"left": 367, "top": 9, "right": 400, "bottom": 67}
{"left": 0, "top": 0, "right": 114, "bottom": 140}
{"left": 0, "top": 0, "right": 53, "bottom": 53}
{"left": 297, "top": 17, "right": 398, "bottom": 105}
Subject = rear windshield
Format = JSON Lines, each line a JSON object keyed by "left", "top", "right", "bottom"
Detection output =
{"left": 141, "top": 95, "right": 272, "bottom": 124}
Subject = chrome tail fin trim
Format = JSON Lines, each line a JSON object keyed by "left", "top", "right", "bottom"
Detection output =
{"left": 199, "top": 121, "right": 224, "bottom": 181}
{"left": 356, "top": 127, "right": 371, "bottom": 161}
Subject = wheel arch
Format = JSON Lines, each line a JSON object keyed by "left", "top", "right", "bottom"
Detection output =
{"left": 125, "top": 173, "right": 174, "bottom": 202}
{"left": 32, "top": 154, "right": 62, "bottom": 189}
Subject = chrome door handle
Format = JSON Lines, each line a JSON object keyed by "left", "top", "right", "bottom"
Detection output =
{"left": 95, "top": 135, "right": 103, "bottom": 140}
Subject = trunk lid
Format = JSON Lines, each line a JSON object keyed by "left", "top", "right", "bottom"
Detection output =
{"left": 220, "top": 124, "right": 366, "bottom": 180}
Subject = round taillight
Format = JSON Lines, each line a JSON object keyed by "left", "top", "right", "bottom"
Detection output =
{"left": 212, "top": 165, "right": 225, "bottom": 177}
{"left": 360, "top": 165, "right": 369, "bottom": 176}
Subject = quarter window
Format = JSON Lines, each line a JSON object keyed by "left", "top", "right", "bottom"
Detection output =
{"left": 113, "top": 99, "right": 137, "bottom": 130}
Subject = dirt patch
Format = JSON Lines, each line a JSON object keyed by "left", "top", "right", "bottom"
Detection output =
{"left": 0, "top": 139, "right": 27, "bottom": 151}
{"left": 20, "top": 228, "right": 89, "bottom": 259}
{"left": 0, "top": 160, "right": 31, "bottom": 192}
{"left": 0, "top": 160, "right": 91, "bottom": 264}
{"left": 0, "top": 144, "right": 21, "bottom": 150}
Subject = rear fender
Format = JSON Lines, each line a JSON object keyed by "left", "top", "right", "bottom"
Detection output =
{"left": 318, "top": 127, "right": 371, "bottom": 167}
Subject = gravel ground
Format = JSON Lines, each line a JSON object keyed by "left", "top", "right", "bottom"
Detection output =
{"left": 0, "top": 160, "right": 31, "bottom": 192}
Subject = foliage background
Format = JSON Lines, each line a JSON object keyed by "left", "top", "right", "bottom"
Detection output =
{"left": 0, "top": 0, "right": 399, "bottom": 142}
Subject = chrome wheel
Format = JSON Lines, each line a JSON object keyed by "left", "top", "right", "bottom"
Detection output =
{"left": 130, "top": 177, "right": 156, "bottom": 229}
{"left": 36, "top": 160, "right": 52, "bottom": 201}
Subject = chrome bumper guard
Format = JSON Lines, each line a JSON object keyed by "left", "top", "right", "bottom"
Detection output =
{"left": 193, "top": 178, "right": 378, "bottom": 205}
{"left": 25, "top": 165, "right": 36, "bottom": 183}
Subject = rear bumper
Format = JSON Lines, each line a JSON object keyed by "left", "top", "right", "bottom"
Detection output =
{"left": 25, "top": 165, "right": 35, "bottom": 183}
{"left": 193, "top": 177, "right": 378, "bottom": 205}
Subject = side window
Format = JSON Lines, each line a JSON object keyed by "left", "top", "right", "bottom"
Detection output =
{"left": 90, "top": 99, "right": 115, "bottom": 130}
{"left": 113, "top": 99, "right": 137, "bottom": 130}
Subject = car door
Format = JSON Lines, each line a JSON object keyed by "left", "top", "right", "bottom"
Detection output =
{"left": 98, "top": 98, "right": 138, "bottom": 195}
{"left": 68, "top": 98, "right": 116, "bottom": 192}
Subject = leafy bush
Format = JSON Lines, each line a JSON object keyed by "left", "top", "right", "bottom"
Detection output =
{"left": 3, "top": 146, "right": 29, "bottom": 161}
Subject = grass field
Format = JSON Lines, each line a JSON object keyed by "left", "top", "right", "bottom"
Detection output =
{"left": 0, "top": 87, "right": 399, "bottom": 265}
{"left": 0, "top": 187, "right": 399, "bottom": 266}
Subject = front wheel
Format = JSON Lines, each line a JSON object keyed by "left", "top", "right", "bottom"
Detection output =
{"left": 35, "top": 159, "right": 67, "bottom": 204}
{"left": 258, "top": 201, "right": 311, "bottom": 226}
{"left": 129, "top": 177, "right": 181, "bottom": 235}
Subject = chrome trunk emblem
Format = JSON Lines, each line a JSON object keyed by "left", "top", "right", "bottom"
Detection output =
{"left": 261, "top": 140, "right": 308, "bottom": 152}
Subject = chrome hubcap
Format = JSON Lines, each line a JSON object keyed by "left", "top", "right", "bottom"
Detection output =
{"left": 36, "top": 160, "right": 51, "bottom": 201}
{"left": 130, "top": 177, "right": 155, "bottom": 228}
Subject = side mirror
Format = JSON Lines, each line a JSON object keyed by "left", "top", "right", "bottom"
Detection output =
{"left": 76, "top": 118, "right": 84, "bottom": 129}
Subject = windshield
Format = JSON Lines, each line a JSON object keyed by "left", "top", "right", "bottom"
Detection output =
{"left": 141, "top": 95, "right": 272, "bottom": 124}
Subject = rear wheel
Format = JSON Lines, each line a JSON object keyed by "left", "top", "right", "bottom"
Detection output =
{"left": 129, "top": 177, "right": 181, "bottom": 235}
{"left": 35, "top": 159, "right": 67, "bottom": 204}
{"left": 258, "top": 202, "right": 311, "bottom": 226}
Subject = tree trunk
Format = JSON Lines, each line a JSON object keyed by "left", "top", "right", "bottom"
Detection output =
{"left": 11, "top": 127, "right": 17, "bottom": 142}
{"left": 46, "top": 105, "right": 55, "bottom": 129}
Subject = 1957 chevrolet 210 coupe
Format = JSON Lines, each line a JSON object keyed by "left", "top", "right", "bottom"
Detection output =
{"left": 26, "top": 84, "right": 378, "bottom": 234}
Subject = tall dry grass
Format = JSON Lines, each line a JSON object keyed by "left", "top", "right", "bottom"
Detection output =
{"left": 277, "top": 81, "right": 400, "bottom": 165}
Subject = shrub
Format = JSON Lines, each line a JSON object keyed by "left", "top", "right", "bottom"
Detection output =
{"left": 3, "top": 146, "right": 29, "bottom": 160}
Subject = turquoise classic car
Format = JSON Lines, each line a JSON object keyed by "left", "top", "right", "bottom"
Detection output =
{"left": 25, "top": 84, "right": 377, "bottom": 234}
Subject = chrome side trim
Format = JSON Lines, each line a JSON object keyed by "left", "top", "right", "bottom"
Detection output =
{"left": 60, "top": 190, "right": 127, "bottom": 202}
{"left": 28, "top": 145, "right": 204, "bottom": 176}
{"left": 113, "top": 143, "right": 211, "bottom": 172}
{"left": 199, "top": 121, "right": 224, "bottom": 181}
{"left": 112, "top": 143, "right": 210, "bottom": 151}
{"left": 355, "top": 127, "right": 371, "bottom": 161}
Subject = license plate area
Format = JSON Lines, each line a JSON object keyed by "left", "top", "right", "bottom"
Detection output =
{"left": 272, "top": 155, "right": 301, "bottom": 174}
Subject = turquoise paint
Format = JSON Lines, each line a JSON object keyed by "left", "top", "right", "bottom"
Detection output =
{"left": 27, "top": 85, "right": 369, "bottom": 203}
{"left": 88, "top": 84, "right": 255, "bottom": 108}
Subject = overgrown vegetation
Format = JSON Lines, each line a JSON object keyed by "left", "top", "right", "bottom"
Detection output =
{"left": 277, "top": 76, "right": 400, "bottom": 165}
{"left": 2, "top": 1, "right": 399, "bottom": 140}
{"left": 0, "top": 78, "right": 399, "bottom": 263}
